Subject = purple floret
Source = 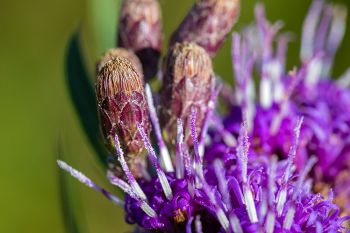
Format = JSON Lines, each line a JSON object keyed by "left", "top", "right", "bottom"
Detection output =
{"left": 212, "top": 0, "right": 350, "bottom": 214}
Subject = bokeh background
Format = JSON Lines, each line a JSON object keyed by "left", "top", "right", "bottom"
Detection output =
{"left": 1, "top": 0, "right": 349, "bottom": 232}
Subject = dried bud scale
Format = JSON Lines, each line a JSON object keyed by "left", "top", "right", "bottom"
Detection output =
{"left": 160, "top": 42, "right": 214, "bottom": 146}
{"left": 118, "top": 0, "right": 163, "bottom": 80}
{"left": 170, "top": 0, "right": 240, "bottom": 57}
{"left": 96, "top": 48, "right": 143, "bottom": 79}
{"left": 96, "top": 57, "right": 150, "bottom": 177}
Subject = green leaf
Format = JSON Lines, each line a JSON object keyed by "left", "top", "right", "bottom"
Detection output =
{"left": 65, "top": 33, "right": 108, "bottom": 167}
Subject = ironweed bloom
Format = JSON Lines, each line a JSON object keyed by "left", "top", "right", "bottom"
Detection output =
{"left": 58, "top": 115, "right": 349, "bottom": 232}
{"left": 210, "top": 0, "right": 350, "bottom": 214}
{"left": 118, "top": 0, "right": 163, "bottom": 80}
{"left": 58, "top": 0, "right": 350, "bottom": 232}
{"left": 170, "top": 0, "right": 240, "bottom": 57}
{"left": 160, "top": 42, "right": 215, "bottom": 147}
{"left": 96, "top": 57, "right": 150, "bottom": 177}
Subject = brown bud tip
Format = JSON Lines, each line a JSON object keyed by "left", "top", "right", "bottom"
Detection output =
{"left": 96, "top": 57, "right": 150, "bottom": 177}
{"left": 160, "top": 42, "right": 214, "bottom": 145}
{"left": 96, "top": 48, "right": 143, "bottom": 79}
{"left": 118, "top": 0, "right": 163, "bottom": 80}
{"left": 170, "top": 0, "right": 240, "bottom": 57}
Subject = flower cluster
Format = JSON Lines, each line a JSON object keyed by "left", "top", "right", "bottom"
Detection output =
{"left": 59, "top": 0, "right": 350, "bottom": 232}
{"left": 209, "top": 0, "right": 350, "bottom": 214}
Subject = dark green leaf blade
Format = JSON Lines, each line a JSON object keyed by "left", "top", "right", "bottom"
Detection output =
{"left": 65, "top": 33, "right": 108, "bottom": 167}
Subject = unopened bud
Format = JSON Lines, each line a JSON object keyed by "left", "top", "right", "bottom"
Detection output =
{"left": 97, "top": 48, "right": 143, "bottom": 79}
{"left": 96, "top": 57, "right": 150, "bottom": 177}
{"left": 160, "top": 42, "right": 214, "bottom": 146}
{"left": 170, "top": 0, "right": 240, "bottom": 57}
{"left": 118, "top": 0, "right": 162, "bottom": 80}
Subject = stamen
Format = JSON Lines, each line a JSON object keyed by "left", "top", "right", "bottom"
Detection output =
{"left": 190, "top": 108, "right": 204, "bottom": 187}
{"left": 276, "top": 188, "right": 287, "bottom": 218}
{"left": 228, "top": 177, "right": 245, "bottom": 206}
{"left": 232, "top": 32, "right": 256, "bottom": 130}
{"left": 198, "top": 175, "right": 230, "bottom": 231}
{"left": 268, "top": 156, "right": 278, "bottom": 206}
{"left": 272, "top": 33, "right": 291, "bottom": 103}
{"left": 195, "top": 215, "right": 203, "bottom": 233}
{"left": 57, "top": 160, "right": 124, "bottom": 206}
{"left": 265, "top": 211, "right": 276, "bottom": 233}
{"left": 237, "top": 122, "right": 258, "bottom": 223}
{"left": 107, "top": 165, "right": 158, "bottom": 218}
{"left": 272, "top": 33, "right": 290, "bottom": 102}
{"left": 327, "top": 5, "right": 347, "bottom": 58}
{"left": 259, "top": 193, "right": 268, "bottom": 219}
{"left": 137, "top": 123, "right": 173, "bottom": 200}
{"left": 284, "top": 117, "right": 303, "bottom": 181}
{"left": 232, "top": 33, "right": 244, "bottom": 105}
{"left": 214, "top": 159, "right": 232, "bottom": 211}
{"left": 237, "top": 121, "right": 249, "bottom": 183}
{"left": 114, "top": 134, "right": 147, "bottom": 201}
{"left": 255, "top": 3, "right": 284, "bottom": 109}
{"left": 243, "top": 184, "right": 259, "bottom": 223}
{"left": 270, "top": 69, "right": 300, "bottom": 134}
{"left": 314, "top": 5, "right": 333, "bottom": 55}
{"left": 268, "top": 59, "right": 283, "bottom": 102}
{"left": 301, "top": 0, "right": 324, "bottom": 62}
{"left": 337, "top": 67, "right": 350, "bottom": 87}
{"left": 246, "top": 80, "right": 256, "bottom": 132}
{"left": 294, "top": 156, "right": 318, "bottom": 199}
{"left": 212, "top": 115, "right": 236, "bottom": 147}
{"left": 182, "top": 146, "right": 195, "bottom": 196}
{"left": 199, "top": 84, "right": 221, "bottom": 157}
{"left": 229, "top": 213, "right": 243, "bottom": 233}
{"left": 260, "top": 78, "right": 273, "bottom": 108}
{"left": 283, "top": 206, "right": 296, "bottom": 230}
{"left": 305, "top": 53, "right": 323, "bottom": 86}
{"left": 145, "top": 84, "right": 174, "bottom": 172}
{"left": 276, "top": 33, "right": 291, "bottom": 71}
{"left": 107, "top": 170, "right": 132, "bottom": 192}
{"left": 140, "top": 202, "right": 158, "bottom": 218}
{"left": 186, "top": 216, "right": 193, "bottom": 233}
{"left": 176, "top": 119, "right": 185, "bottom": 179}
{"left": 276, "top": 117, "right": 303, "bottom": 216}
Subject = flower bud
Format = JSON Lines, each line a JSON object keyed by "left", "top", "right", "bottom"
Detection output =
{"left": 170, "top": 0, "right": 240, "bottom": 57}
{"left": 96, "top": 57, "right": 150, "bottom": 177}
{"left": 118, "top": 0, "right": 162, "bottom": 80}
{"left": 160, "top": 42, "right": 214, "bottom": 146}
{"left": 96, "top": 48, "right": 143, "bottom": 79}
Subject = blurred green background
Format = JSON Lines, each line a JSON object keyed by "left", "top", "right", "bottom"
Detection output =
{"left": 0, "top": 0, "right": 349, "bottom": 232}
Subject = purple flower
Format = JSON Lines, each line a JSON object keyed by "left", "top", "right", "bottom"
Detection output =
{"left": 58, "top": 110, "right": 349, "bottom": 232}
{"left": 58, "top": 0, "right": 350, "bottom": 232}
{"left": 211, "top": 0, "right": 350, "bottom": 213}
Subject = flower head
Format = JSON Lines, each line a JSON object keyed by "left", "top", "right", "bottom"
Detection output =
{"left": 209, "top": 0, "right": 350, "bottom": 213}
{"left": 96, "top": 57, "right": 151, "bottom": 177}
{"left": 58, "top": 113, "right": 349, "bottom": 232}
{"left": 59, "top": 0, "right": 350, "bottom": 232}
{"left": 118, "top": 0, "right": 163, "bottom": 80}
{"left": 170, "top": 0, "right": 240, "bottom": 57}
{"left": 160, "top": 42, "right": 215, "bottom": 146}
